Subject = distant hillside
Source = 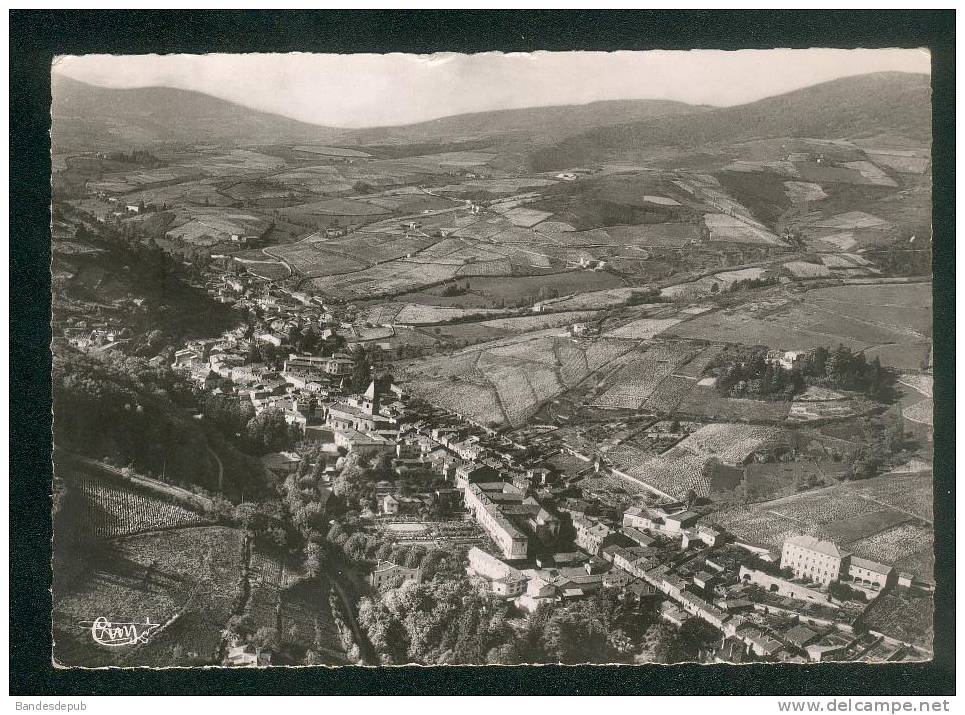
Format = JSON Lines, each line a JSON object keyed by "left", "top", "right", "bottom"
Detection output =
{"left": 529, "top": 72, "right": 932, "bottom": 170}
{"left": 345, "top": 99, "right": 706, "bottom": 145}
{"left": 51, "top": 75, "right": 343, "bottom": 150}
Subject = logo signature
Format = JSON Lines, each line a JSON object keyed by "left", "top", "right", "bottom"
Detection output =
{"left": 83, "top": 617, "right": 161, "bottom": 647}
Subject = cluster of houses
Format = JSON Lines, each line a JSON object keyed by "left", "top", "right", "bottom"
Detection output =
{"left": 455, "top": 479, "right": 926, "bottom": 662}
{"left": 124, "top": 248, "right": 927, "bottom": 665}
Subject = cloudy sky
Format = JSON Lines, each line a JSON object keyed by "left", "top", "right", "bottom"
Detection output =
{"left": 53, "top": 49, "right": 930, "bottom": 128}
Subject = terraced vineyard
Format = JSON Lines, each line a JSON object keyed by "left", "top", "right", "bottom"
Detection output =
{"left": 78, "top": 475, "right": 210, "bottom": 539}
{"left": 709, "top": 470, "right": 934, "bottom": 580}
{"left": 400, "top": 334, "right": 637, "bottom": 427}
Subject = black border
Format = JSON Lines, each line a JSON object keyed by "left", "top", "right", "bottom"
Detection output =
{"left": 10, "top": 9, "right": 955, "bottom": 696}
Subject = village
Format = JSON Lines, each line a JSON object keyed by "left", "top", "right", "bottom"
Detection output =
{"left": 123, "top": 259, "right": 934, "bottom": 666}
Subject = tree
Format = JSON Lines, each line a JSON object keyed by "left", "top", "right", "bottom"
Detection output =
{"left": 350, "top": 347, "right": 372, "bottom": 394}
{"left": 252, "top": 626, "right": 279, "bottom": 651}
{"left": 302, "top": 541, "right": 325, "bottom": 577}
{"left": 246, "top": 409, "right": 295, "bottom": 454}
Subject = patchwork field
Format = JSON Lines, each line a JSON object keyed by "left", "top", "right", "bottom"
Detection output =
{"left": 400, "top": 334, "right": 636, "bottom": 427}
{"left": 710, "top": 469, "right": 933, "bottom": 580}
{"left": 591, "top": 343, "right": 697, "bottom": 410}
{"left": 665, "top": 281, "right": 932, "bottom": 368}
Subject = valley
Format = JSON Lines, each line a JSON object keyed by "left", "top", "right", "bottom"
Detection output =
{"left": 50, "top": 68, "right": 935, "bottom": 667}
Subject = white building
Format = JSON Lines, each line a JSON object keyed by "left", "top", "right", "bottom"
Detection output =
{"left": 466, "top": 547, "right": 528, "bottom": 597}
{"left": 780, "top": 535, "right": 848, "bottom": 587}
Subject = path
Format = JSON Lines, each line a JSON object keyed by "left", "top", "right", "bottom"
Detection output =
{"left": 258, "top": 246, "right": 294, "bottom": 278}
{"left": 207, "top": 446, "right": 224, "bottom": 492}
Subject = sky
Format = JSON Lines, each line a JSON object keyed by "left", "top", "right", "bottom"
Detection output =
{"left": 52, "top": 49, "right": 930, "bottom": 128}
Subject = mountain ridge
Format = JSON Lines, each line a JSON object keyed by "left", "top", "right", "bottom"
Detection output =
{"left": 52, "top": 71, "right": 930, "bottom": 153}
{"left": 528, "top": 72, "right": 932, "bottom": 170}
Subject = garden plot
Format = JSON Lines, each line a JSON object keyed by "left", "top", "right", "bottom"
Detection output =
{"left": 819, "top": 254, "right": 865, "bottom": 269}
{"left": 842, "top": 161, "right": 898, "bottom": 187}
{"left": 865, "top": 151, "right": 930, "bottom": 174}
{"left": 660, "top": 277, "right": 722, "bottom": 300}
{"left": 864, "top": 344, "right": 931, "bottom": 372}
{"left": 667, "top": 284, "right": 930, "bottom": 367}
{"left": 604, "top": 317, "right": 683, "bottom": 340}
{"left": 717, "top": 470, "right": 933, "bottom": 564}
{"left": 704, "top": 213, "right": 785, "bottom": 245}
{"left": 459, "top": 177, "right": 557, "bottom": 193}
{"left": 400, "top": 334, "right": 636, "bottom": 427}
{"left": 309, "top": 259, "right": 460, "bottom": 299}
{"left": 538, "top": 287, "right": 643, "bottom": 311}
{"left": 640, "top": 375, "right": 694, "bottom": 414}
{"left": 393, "top": 303, "right": 503, "bottom": 324}
{"left": 611, "top": 449, "right": 713, "bottom": 500}
{"left": 795, "top": 385, "right": 847, "bottom": 402}
{"left": 641, "top": 195, "right": 681, "bottom": 206}
{"left": 452, "top": 217, "right": 512, "bottom": 241}
{"left": 480, "top": 311, "right": 597, "bottom": 334}
{"left": 408, "top": 238, "right": 508, "bottom": 265}
{"left": 676, "top": 385, "right": 792, "bottom": 423}
{"left": 862, "top": 588, "right": 933, "bottom": 651}
{"left": 676, "top": 424, "right": 780, "bottom": 465}
{"left": 674, "top": 344, "right": 725, "bottom": 379}
{"left": 784, "top": 261, "right": 832, "bottom": 278}
{"left": 815, "top": 232, "right": 858, "bottom": 251}
{"left": 850, "top": 472, "right": 934, "bottom": 522}
{"left": 272, "top": 244, "right": 369, "bottom": 276}
{"left": 556, "top": 338, "right": 590, "bottom": 387}
{"left": 902, "top": 399, "right": 933, "bottom": 426}
{"left": 456, "top": 259, "right": 515, "bottom": 276}
{"left": 604, "top": 223, "right": 699, "bottom": 248}
{"left": 784, "top": 181, "right": 828, "bottom": 203}
{"left": 503, "top": 207, "right": 554, "bottom": 227}
{"left": 848, "top": 523, "right": 933, "bottom": 565}
{"left": 787, "top": 399, "right": 869, "bottom": 422}
{"left": 534, "top": 221, "right": 577, "bottom": 240}
{"left": 899, "top": 374, "right": 933, "bottom": 398}
{"left": 281, "top": 197, "right": 392, "bottom": 218}
{"left": 712, "top": 507, "right": 805, "bottom": 548}
{"left": 812, "top": 211, "right": 892, "bottom": 230}
{"left": 406, "top": 379, "right": 507, "bottom": 427}
{"left": 592, "top": 353, "right": 678, "bottom": 410}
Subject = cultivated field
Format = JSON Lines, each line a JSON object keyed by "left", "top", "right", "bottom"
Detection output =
{"left": 53, "top": 526, "right": 244, "bottom": 667}
{"left": 400, "top": 334, "right": 636, "bottom": 427}
{"left": 665, "top": 281, "right": 932, "bottom": 368}
{"left": 711, "top": 470, "right": 933, "bottom": 580}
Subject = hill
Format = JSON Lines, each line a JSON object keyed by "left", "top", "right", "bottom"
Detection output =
{"left": 51, "top": 75, "right": 343, "bottom": 149}
{"left": 529, "top": 72, "right": 932, "bottom": 170}
{"left": 344, "top": 99, "right": 707, "bottom": 145}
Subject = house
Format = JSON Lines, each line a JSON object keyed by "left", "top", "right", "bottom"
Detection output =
{"left": 260, "top": 451, "right": 302, "bottom": 478}
{"left": 224, "top": 644, "right": 272, "bottom": 667}
{"left": 766, "top": 349, "right": 806, "bottom": 371}
{"left": 256, "top": 332, "right": 284, "bottom": 347}
{"left": 847, "top": 556, "right": 895, "bottom": 591}
{"left": 333, "top": 428, "right": 394, "bottom": 458}
{"left": 369, "top": 561, "right": 421, "bottom": 589}
{"left": 572, "top": 514, "right": 619, "bottom": 556}
{"left": 454, "top": 462, "right": 500, "bottom": 490}
{"left": 781, "top": 535, "right": 850, "bottom": 587}
{"left": 172, "top": 348, "right": 201, "bottom": 368}
{"left": 467, "top": 547, "right": 528, "bottom": 597}
{"left": 464, "top": 483, "right": 528, "bottom": 560}
{"left": 784, "top": 625, "right": 821, "bottom": 650}
{"left": 380, "top": 494, "right": 400, "bottom": 515}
